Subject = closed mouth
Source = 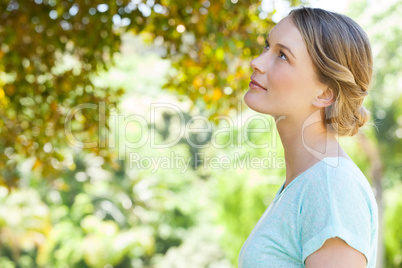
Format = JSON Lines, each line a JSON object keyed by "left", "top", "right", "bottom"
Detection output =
{"left": 250, "top": 79, "right": 267, "bottom": 90}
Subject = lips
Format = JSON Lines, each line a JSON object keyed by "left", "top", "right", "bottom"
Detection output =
{"left": 249, "top": 78, "right": 267, "bottom": 90}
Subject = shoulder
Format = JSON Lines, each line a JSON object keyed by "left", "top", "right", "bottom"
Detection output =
{"left": 299, "top": 157, "right": 377, "bottom": 220}
{"left": 301, "top": 157, "right": 374, "bottom": 198}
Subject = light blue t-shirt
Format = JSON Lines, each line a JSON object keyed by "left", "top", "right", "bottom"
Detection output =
{"left": 238, "top": 157, "right": 378, "bottom": 267}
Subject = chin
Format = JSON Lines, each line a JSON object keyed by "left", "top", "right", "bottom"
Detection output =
{"left": 244, "top": 90, "right": 267, "bottom": 114}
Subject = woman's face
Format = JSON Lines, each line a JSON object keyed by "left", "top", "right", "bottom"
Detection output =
{"left": 244, "top": 16, "right": 326, "bottom": 121}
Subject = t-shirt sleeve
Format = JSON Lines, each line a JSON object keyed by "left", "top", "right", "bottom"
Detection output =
{"left": 299, "top": 166, "right": 373, "bottom": 265}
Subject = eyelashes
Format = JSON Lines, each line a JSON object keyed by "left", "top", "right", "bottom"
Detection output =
{"left": 263, "top": 40, "right": 270, "bottom": 50}
{"left": 279, "top": 51, "right": 288, "bottom": 61}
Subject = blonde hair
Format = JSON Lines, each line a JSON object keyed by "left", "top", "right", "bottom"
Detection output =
{"left": 289, "top": 7, "right": 372, "bottom": 136}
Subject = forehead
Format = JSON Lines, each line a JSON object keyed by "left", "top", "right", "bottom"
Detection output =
{"left": 268, "top": 16, "right": 307, "bottom": 56}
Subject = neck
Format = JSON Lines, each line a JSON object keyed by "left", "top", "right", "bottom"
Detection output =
{"left": 275, "top": 109, "right": 347, "bottom": 187}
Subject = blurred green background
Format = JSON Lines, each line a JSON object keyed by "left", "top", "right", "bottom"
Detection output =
{"left": 0, "top": 0, "right": 401, "bottom": 267}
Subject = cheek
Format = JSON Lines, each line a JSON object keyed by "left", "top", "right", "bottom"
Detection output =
{"left": 268, "top": 65, "right": 299, "bottom": 93}
{"left": 267, "top": 65, "right": 317, "bottom": 112}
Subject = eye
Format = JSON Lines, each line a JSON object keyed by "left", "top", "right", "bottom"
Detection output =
{"left": 279, "top": 51, "right": 288, "bottom": 61}
{"left": 263, "top": 40, "right": 270, "bottom": 50}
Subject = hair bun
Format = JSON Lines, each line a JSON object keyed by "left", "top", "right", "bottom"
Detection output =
{"left": 357, "top": 106, "right": 370, "bottom": 127}
{"left": 346, "top": 105, "right": 371, "bottom": 136}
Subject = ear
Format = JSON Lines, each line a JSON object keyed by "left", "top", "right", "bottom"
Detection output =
{"left": 312, "top": 87, "right": 335, "bottom": 108}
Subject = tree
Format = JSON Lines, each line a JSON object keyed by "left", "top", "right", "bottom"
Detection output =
{"left": 0, "top": 0, "right": 302, "bottom": 187}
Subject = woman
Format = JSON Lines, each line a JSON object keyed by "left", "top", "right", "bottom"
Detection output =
{"left": 239, "top": 7, "right": 378, "bottom": 268}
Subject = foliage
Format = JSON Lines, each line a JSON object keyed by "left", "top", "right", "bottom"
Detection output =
{"left": 384, "top": 184, "right": 402, "bottom": 268}
{"left": 352, "top": 0, "right": 402, "bottom": 187}
{"left": 349, "top": 1, "right": 402, "bottom": 267}
{"left": 0, "top": 131, "right": 205, "bottom": 267}
{"left": 0, "top": 0, "right": 304, "bottom": 187}
{"left": 0, "top": 0, "right": 127, "bottom": 186}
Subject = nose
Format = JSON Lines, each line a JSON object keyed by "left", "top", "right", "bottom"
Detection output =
{"left": 250, "top": 54, "right": 266, "bottom": 74}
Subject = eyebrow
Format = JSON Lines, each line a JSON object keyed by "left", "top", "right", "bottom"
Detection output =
{"left": 266, "top": 34, "right": 296, "bottom": 59}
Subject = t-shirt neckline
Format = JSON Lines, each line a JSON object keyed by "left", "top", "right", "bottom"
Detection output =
{"left": 274, "top": 156, "right": 352, "bottom": 202}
